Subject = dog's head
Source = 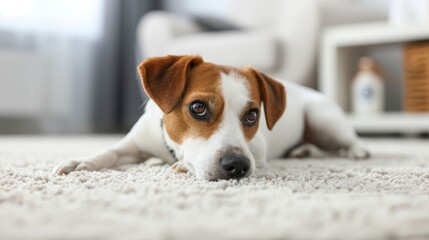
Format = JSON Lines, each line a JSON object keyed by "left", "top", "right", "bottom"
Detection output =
{"left": 138, "top": 55, "right": 286, "bottom": 180}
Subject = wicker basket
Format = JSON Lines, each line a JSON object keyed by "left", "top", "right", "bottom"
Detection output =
{"left": 404, "top": 41, "right": 429, "bottom": 112}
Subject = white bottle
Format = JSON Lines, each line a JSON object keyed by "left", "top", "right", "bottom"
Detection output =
{"left": 352, "top": 57, "right": 385, "bottom": 115}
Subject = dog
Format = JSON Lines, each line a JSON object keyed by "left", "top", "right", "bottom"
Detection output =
{"left": 53, "top": 55, "right": 369, "bottom": 181}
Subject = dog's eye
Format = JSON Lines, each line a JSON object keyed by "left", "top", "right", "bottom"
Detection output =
{"left": 189, "top": 101, "right": 209, "bottom": 120}
{"left": 243, "top": 109, "right": 258, "bottom": 126}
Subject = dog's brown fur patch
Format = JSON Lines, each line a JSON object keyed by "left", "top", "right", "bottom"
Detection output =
{"left": 236, "top": 69, "right": 263, "bottom": 141}
{"left": 246, "top": 68, "right": 286, "bottom": 130}
{"left": 139, "top": 55, "right": 203, "bottom": 113}
{"left": 163, "top": 65, "right": 271, "bottom": 144}
{"left": 139, "top": 55, "right": 285, "bottom": 145}
{"left": 164, "top": 63, "right": 225, "bottom": 144}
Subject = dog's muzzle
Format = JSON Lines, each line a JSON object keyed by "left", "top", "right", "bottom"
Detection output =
{"left": 219, "top": 153, "right": 250, "bottom": 179}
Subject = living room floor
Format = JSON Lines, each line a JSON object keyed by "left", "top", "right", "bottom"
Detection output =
{"left": 1, "top": 136, "right": 429, "bottom": 240}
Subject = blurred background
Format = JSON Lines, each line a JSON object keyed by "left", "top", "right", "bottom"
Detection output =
{"left": 1, "top": 0, "right": 428, "bottom": 135}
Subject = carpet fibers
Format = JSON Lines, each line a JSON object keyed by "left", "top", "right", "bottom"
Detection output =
{"left": 1, "top": 136, "right": 429, "bottom": 240}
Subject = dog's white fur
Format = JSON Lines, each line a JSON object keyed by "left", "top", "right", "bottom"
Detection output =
{"left": 54, "top": 70, "right": 368, "bottom": 180}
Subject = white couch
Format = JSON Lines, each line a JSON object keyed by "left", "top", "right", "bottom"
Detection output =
{"left": 137, "top": 0, "right": 387, "bottom": 87}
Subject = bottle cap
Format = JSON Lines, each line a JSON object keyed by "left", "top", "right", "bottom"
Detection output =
{"left": 357, "top": 57, "right": 383, "bottom": 81}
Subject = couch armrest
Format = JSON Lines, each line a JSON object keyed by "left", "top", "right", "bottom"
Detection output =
{"left": 137, "top": 11, "right": 203, "bottom": 58}
{"left": 167, "top": 31, "right": 277, "bottom": 71}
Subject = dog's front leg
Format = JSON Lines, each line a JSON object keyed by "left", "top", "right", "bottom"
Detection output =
{"left": 249, "top": 131, "right": 268, "bottom": 170}
{"left": 53, "top": 134, "right": 145, "bottom": 175}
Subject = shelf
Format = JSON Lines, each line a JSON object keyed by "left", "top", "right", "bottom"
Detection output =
{"left": 324, "top": 21, "right": 429, "bottom": 47}
{"left": 348, "top": 113, "right": 429, "bottom": 134}
{"left": 320, "top": 21, "right": 429, "bottom": 134}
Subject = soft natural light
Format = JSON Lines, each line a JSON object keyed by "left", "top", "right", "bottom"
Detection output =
{"left": 0, "top": 0, "right": 104, "bottom": 40}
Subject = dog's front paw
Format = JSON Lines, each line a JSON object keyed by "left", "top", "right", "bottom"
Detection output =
{"left": 53, "top": 160, "right": 80, "bottom": 175}
{"left": 171, "top": 161, "right": 189, "bottom": 173}
{"left": 53, "top": 159, "right": 97, "bottom": 175}
{"left": 289, "top": 143, "right": 328, "bottom": 158}
{"left": 339, "top": 144, "right": 370, "bottom": 160}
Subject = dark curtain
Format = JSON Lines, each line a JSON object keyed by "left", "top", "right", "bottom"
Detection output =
{"left": 93, "top": 0, "right": 161, "bottom": 133}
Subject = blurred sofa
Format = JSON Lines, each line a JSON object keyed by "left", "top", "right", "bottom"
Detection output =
{"left": 137, "top": 0, "right": 387, "bottom": 87}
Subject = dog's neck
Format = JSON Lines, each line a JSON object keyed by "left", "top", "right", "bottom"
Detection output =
{"left": 160, "top": 119, "right": 180, "bottom": 162}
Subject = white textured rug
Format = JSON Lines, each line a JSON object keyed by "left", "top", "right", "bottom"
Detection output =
{"left": 1, "top": 136, "right": 429, "bottom": 240}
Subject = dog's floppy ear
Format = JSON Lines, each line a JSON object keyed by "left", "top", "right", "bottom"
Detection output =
{"left": 138, "top": 55, "right": 203, "bottom": 113}
{"left": 248, "top": 68, "right": 286, "bottom": 130}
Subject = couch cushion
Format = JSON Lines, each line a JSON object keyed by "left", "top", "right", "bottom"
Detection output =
{"left": 166, "top": 31, "right": 277, "bottom": 71}
{"left": 193, "top": 16, "right": 240, "bottom": 31}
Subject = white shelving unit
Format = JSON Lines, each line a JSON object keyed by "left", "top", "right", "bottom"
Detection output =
{"left": 320, "top": 21, "right": 429, "bottom": 134}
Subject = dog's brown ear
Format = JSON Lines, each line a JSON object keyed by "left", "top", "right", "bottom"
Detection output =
{"left": 138, "top": 55, "right": 203, "bottom": 113}
{"left": 248, "top": 68, "right": 286, "bottom": 130}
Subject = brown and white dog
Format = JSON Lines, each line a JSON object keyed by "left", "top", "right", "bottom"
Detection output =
{"left": 53, "top": 55, "right": 369, "bottom": 181}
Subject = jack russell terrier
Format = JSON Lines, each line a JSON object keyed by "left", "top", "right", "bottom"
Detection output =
{"left": 54, "top": 55, "right": 369, "bottom": 181}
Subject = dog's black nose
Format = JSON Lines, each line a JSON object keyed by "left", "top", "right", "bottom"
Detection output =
{"left": 220, "top": 153, "right": 250, "bottom": 179}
